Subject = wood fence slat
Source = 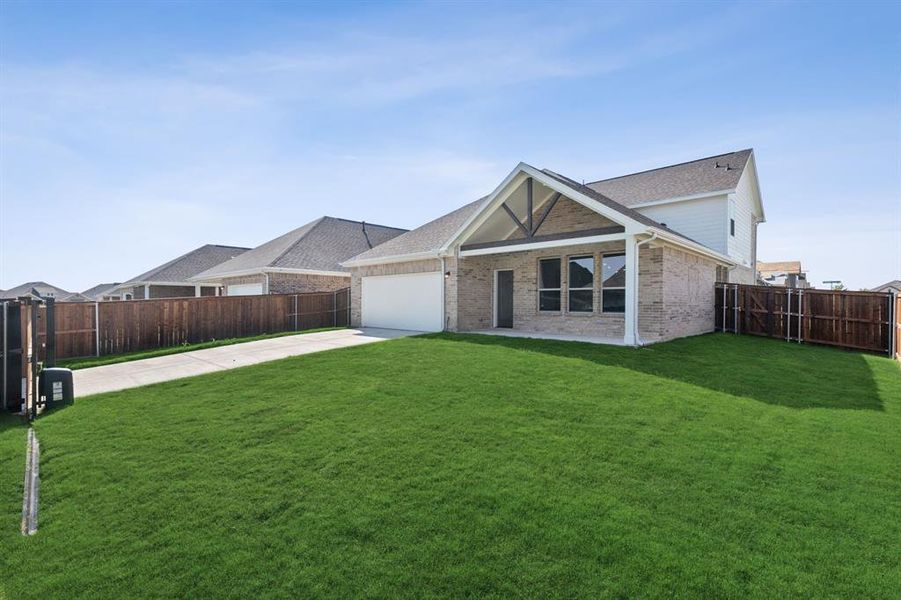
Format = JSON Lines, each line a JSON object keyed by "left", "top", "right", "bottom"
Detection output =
{"left": 715, "top": 283, "right": 894, "bottom": 354}
{"left": 37, "top": 289, "right": 350, "bottom": 360}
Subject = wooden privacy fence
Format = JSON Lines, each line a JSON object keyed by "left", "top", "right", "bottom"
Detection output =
{"left": 896, "top": 294, "right": 901, "bottom": 361}
{"left": 715, "top": 283, "right": 896, "bottom": 355}
{"left": 33, "top": 289, "right": 351, "bottom": 360}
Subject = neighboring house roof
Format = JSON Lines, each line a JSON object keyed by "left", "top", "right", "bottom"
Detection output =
{"left": 870, "top": 280, "right": 901, "bottom": 293}
{"left": 1, "top": 281, "right": 71, "bottom": 298}
{"left": 337, "top": 201, "right": 484, "bottom": 264}
{"left": 346, "top": 160, "right": 727, "bottom": 267}
{"left": 758, "top": 261, "right": 803, "bottom": 275}
{"left": 81, "top": 282, "right": 122, "bottom": 299}
{"left": 118, "top": 244, "right": 250, "bottom": 289}
{"left": 60, "top": 292, "right": 94, "bottom": 303}
{"left": 191, "top": 217, "right": 407, "bottom": 280}
{"left": 586, "top": 149, "right": 753, "bottom": 206}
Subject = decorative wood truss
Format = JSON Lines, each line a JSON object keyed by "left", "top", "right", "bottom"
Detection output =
{"left": 500, "top": 177, "right": 563, "bottom": 240}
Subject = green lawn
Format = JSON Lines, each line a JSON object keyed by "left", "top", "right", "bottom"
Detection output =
{"left": 1, "top": 333, "right": 899, "bottom": 598}
{"left": 56, "top": 327, "right": 344, "bottom": 369}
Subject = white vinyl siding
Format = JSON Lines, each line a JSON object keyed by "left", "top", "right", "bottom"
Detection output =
{"left": 727, "top": 169, "right": 757, "bottom": 267}
{"left": 636, "top": 195, "right": 728, "bottom": 254}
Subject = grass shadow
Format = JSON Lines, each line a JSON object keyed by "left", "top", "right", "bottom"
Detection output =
{"left": 427, "top": 332, "right": 888, "bottom": 411}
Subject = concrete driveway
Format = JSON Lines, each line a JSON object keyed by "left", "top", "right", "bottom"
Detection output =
{"left": 73, "top": 328, "right": 418, "bottom": 397}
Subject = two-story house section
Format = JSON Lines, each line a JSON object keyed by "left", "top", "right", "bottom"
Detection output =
{"left": 588, "top": 149, "right": 765, "bottom": 284}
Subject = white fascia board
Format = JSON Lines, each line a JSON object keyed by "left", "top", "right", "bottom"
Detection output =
{"left": 650, "top": 229, "right": 736, "bottom": 266}
{"left": 341, "top": 251, "right": 439, "bottom": 268}
{"left": 109, "top": 281, "right": 200, "bottom": 292}
{"left": 627, "top": 189, "right": 734, "bottom": 209}
{"left": 438, "top": 165, "right": 530, "bottom": 255}
{"left": 441, "top": 163, "right": 649, "bottom": 253}
{"left": 459, "top": 233, "right": 626, "bottom": 257}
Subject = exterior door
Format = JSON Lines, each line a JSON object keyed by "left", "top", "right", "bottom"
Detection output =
{"left": 496, "top": 270, "right": 513, "bottom": 328}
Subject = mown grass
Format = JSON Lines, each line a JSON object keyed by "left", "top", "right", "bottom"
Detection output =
{"left": 1, "top": 333, "right": 898, "bottom": 598}
{"left": 56, "top": 327, "right": 344, "bottom": 369}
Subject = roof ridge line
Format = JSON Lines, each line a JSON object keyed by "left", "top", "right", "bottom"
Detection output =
{"left": 268, "top": 216, "right": 327, "bottom": 267}
{"left": 325, "top": 216, "right": 409, "bottom": 231}
{"left": 585, "top": 148, "right": 753, "bottom": 185}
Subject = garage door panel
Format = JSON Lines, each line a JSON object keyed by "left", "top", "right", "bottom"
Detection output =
{"left": 362, "top": 272, "right": 442, "bottom": 331}
{"left": 227, "top": 283, "right": 263, "bottom": 296}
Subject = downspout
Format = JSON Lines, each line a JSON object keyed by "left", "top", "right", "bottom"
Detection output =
{"left": 633, "top": 233, "right": 657, "bottom": 346}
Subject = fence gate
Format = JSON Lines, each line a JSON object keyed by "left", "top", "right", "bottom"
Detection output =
{"left": 715, "top": 283, "right": 896, "bottom": 355}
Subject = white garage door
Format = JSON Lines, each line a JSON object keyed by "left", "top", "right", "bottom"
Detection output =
{"left": 227, "top": 283, "right": 263, "bottom": 296}
{"left": 362, "top": 272, "right": 443, "bottom": 331}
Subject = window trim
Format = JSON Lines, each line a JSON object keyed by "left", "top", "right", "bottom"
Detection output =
{"left": 567, "top": 254, "right": 595, "bottom": 314}
{"left": 537, "top": 256, "right": 562, "bottom": 313}
{"left": 600, "top": 252, "right": 626, "bottom": 314}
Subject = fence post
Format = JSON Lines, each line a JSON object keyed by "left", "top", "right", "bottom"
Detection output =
{"left": 785, "top": 289, "right": 791, "bottom": 341}
{"left": 721, "top": 284, "right": 726, "bottom": 332}
{"left": 797, "top": 289, "right": 803, "bottom": 343}
{"left": 294, "top": 295, "right": 298, "bottom": 332}
{"left": 333, "top": 291, "right": 337, "bottom": 328}
{"left": 733, "top": 285, "right": 739, "bottom": 334}
{"left": 94, "top": 302, "right": 100, "bottom": 357}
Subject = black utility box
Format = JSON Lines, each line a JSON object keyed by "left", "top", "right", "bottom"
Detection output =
{"left": 39, "top": 367, "right": 74, "bottom": 408}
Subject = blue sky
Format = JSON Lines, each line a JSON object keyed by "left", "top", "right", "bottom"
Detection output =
{"left": 1, "top": 1, "right": 898, "bottom": 291}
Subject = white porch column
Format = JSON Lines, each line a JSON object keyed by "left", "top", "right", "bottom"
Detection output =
{"left": 623, "top": 234, "right": 639, "bottom": 346}
{"left": 194, "top": 284, "right": 201, "bottom": 297}
{"left": 144, "top": 286, "right": 150, "bottom": 300}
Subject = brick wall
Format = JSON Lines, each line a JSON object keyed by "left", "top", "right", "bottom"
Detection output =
{"left": 655, "top": 246, "right": 718, "bottom": 342}
{"left": 268, "top": 272, "right": 349, "bottom": 295}
{"left": 456, "top": 241, "right": 628, "bottom": 337}
{"left": 638, "top": 246, "right": 664, "bottom": 341}
{"left": 729, "top": 265, "right": 756, "bottom": 285}
{"left": 349, "top": 259, "right": 443, "bottom": 327}
{"left": 521, "top": 197, "right": 618, "bottom": 237}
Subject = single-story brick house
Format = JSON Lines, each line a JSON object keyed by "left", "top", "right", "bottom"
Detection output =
{"left": 81, "top": 282, "right": 124, "bottom": 301}
{"left": 343, "top": 149, "right": 765, "bottom": 345}
{"left": 111, "top": 244, "right": 250, "bottom": 300}
{"left": 1, "top": 281, "right": 72, "bottom": 300}
{"left": 190, "top": 217, "right": 407, "bottom": 296}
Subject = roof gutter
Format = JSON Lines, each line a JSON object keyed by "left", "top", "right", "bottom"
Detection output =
{"left": 650, "top": 229, "right": 735, "bottom": 266}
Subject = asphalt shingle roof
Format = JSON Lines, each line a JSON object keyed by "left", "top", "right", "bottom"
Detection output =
{"left": 124, "top": 244, "right": 250, "bottom": 285}
{"left": 81, "top": 282, "right": 122, "bottom": 299}
{"left": 2, "top": 281, "right": 71, "bottom": 298}
{"left": 346, "top": 154, "right": 726, "bottom": 264}
{"left": 586, "top": 149, "right": 752, "bottom": 206}
{"left": 193, "top": 217, "right": 407, "bottom": 279}
{"left": 343, "top": 199, "right": 485, "bottom": 263}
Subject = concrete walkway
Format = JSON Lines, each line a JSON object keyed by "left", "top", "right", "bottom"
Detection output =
{"left": 468, "top": 329, "right": 625, "bottom": 345}
{"left": 73, "top": 328, "right": 417, "bottom": 397}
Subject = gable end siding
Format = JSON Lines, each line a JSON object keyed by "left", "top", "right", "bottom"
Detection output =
{"left": 636, "top": 195, "right": 728, "bottom": 254}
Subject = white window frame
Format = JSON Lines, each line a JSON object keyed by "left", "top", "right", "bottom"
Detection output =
{"left": 601, "top": 252, "right": 626, "bottom": 314}
{"left": 567, "top": 254, "right": 595, "bottom": 313}
{"left": 537, "top": 257, "right": 562, "bottom": 313}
